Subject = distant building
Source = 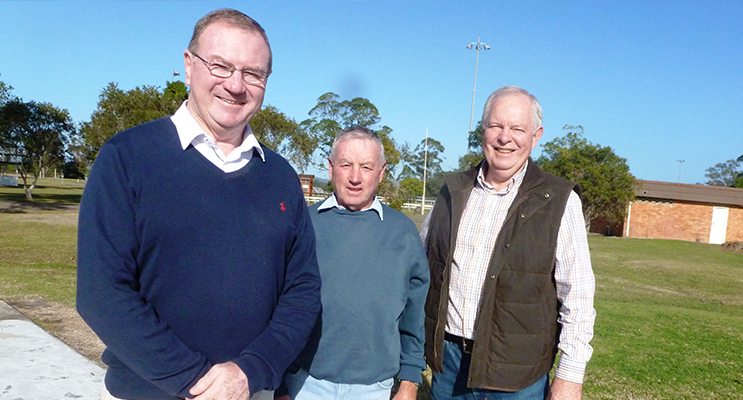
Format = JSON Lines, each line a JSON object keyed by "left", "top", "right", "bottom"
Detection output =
{"left": 298, "top": 174, "right": 314, "bottom": 197}
{"left": 622, "top": 180, "right": 743, "bottom": 244}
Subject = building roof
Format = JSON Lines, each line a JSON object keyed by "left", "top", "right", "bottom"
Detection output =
{"left": 635, "top": 180, "right": 743, "bottom": 207}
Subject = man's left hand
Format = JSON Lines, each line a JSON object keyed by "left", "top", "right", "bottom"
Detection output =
{"left": 547, "top": 377, "right": 582, "bottom": 400}
{"left": 188, "top": 362, "right": 250, "bottom": 400}
{"left": 392, "top": 380, "right": 418, "bottom": 400}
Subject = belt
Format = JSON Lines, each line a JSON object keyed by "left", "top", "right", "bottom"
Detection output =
{"left": 445, "top": 332, "right": 474, "bottom": 354}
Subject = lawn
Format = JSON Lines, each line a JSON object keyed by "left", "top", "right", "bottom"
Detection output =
{"left": 1, "top": 178, "right": 742, "bottom": 399}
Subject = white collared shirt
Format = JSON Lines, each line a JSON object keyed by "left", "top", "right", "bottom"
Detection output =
{"left": 170, "top": 102, "right": 265, "bottom": 173}
{"left": 317, "top": 193, "right": 385, "bottom": 221}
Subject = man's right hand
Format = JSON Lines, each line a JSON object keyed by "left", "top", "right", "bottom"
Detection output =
{"left": 188, "top": 362, "right": 250, "bottom": 400}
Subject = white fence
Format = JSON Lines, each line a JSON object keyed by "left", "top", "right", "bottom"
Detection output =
{"left": 305, "top": 194, "right": 434, "bottom": 212}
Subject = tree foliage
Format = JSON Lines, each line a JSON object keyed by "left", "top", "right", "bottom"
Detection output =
{"left": 0, "top": 74, "right": 13, "bottom": 106}
{"left": 457, "top": 124, "right": 484, "bottom": 171}
{"left": 302, "top": 92, "right": 382, "bottom": 163}
{"left": 536, "top": 125, "right": 636, "bottom": 230}
{"left": 250, "top": 105, "right": 316, "bottom": 172}
{"left": 0, "top": 99, "right": 75, "bottom": 199}
{"left": 80, "top": 81, "right": 188, "bottom": 159}
{"left": 704, "top": 159, "right": 742, "bottom": 187}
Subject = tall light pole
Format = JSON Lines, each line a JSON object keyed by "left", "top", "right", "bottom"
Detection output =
{"left": 466, "top": 34, "right": 490, "bottom": 153}
{"left": 676, "top": 159, "right": 685, "bottom": 183}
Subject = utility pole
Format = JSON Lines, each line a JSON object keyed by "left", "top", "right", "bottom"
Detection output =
{"left": 421, "top": 129, "right": 428, "bottom": 215}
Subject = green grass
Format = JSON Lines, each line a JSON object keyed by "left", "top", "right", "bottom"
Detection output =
{"left": 0, "top": 217, "right": 79, "bottom": 306}
{"left": 586, "top": 236, "right": 743, "bottom": 399}
{"left": 0, "top": 176, "right": 85, "bottom": 204}
{"left": 2, "top": 179, "right": 742, "bottom": 398}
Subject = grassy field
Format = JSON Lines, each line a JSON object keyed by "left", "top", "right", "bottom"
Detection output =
{"left": 1, "top": 178, "right": 742, "bottom": 399}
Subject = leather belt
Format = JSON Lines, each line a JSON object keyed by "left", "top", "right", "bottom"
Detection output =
{"left": 445, "top": 332, "right": 474, "bottom": 354}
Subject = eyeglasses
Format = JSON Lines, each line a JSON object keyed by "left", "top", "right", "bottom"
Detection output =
{"left": 191, "top": 52, "right": 270, "bottom": 88}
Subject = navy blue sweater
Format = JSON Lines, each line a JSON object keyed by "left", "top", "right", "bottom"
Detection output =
{"left": 295, "top": 203, "right": 429, "bottom": 384}
{"left": 76, "top": 118, "right": 321, "bottom": 399}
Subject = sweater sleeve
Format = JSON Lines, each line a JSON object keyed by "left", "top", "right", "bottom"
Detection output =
{"left": 76, "top": 142, "right": 210, "bottom": 398}
{"left": 231, "top": 179, "right": 322, "bottom": 395}
{"left": 397, "top": 226, "right": 431, "bottom": 383}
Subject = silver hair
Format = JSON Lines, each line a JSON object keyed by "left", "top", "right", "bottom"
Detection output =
{"left": 330, "top": 126, "right": 386, "bottom": 164}
{"left": 480, "top": 86, "right": 543, "bottom": 133}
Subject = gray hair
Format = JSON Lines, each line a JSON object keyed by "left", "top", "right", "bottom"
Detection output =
{"left": 188, "top": 8, "right": 273, "bottom": 73}
{"left": 481, "top": 86, "right": 543, "bottom": 133}
{"left": 330, "top": 126, "right": 386, "bottom": 164}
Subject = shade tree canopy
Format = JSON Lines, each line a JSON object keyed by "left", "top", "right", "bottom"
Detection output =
{"left": 0, "top": 98, "right": 75, "bottom": 199}
{"left": 536, "top": 125, "right": 636, "bottom": 231}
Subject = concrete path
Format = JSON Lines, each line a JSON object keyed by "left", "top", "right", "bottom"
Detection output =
{"left": 0, "top": 301, "right": 105, "bottom": 400}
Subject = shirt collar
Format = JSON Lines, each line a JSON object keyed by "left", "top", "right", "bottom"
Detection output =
{"left": 317, "top": 193, "right": 384, "bottom": 221}
{"left": 477, "top": 161, "right": 528, "bottom": 194}
{"left": 171, "top": 101, "right": 265, "bottom": 162}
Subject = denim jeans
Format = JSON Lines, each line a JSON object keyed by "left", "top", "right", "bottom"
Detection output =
{"left": 430, "top": 340, "right": 550, "bottom": 400}
{"left": 284, "top": 367, "right": 394, "bottom": 400}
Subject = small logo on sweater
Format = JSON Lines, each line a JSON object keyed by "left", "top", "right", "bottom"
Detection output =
{"left": 280, "top": 202, "right": 286, "bottom": 212}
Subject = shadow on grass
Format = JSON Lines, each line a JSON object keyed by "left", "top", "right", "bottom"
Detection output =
{"left": 0, "top": 195, "right": 81, "bottom": 214}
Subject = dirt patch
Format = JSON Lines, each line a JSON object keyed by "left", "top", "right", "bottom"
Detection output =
{"left": 8, "top": 296, "right": 106, "bottom": 368}
{"left": 721, "top": 241, "right": 743, "bottom": 254}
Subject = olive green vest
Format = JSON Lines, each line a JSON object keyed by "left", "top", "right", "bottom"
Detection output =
{"left": 424, "top": 159, "right": 577, "bottom": 392}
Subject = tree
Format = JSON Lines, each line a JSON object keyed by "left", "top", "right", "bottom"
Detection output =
{"left": 704, "top": 159, "right": 742, "bottom": 187}
{"left": 303, "top": 92, "right": 382, "bottom": 165}
{"left": 458, "top": 124, "right": 485, "bottom": 171}
{"left": 0, "top": 99, "right": 75, "bottom": 199}
{"left": 536, "top": 125, "right": 636, "bottom": 231}
{"left": 399, "top": 137, "right": 445, "bottom": 196}
{"left": 0, "top": 74, "right": 13, "bottom": 105}
{"left": 80, "top": 81, "right": 188, "bottom": 160}
{"left": 250, "top": 105, "right": 316, "bottom": 172}
{"left": 399, "top": 177, "right": 423, "bottom": 198}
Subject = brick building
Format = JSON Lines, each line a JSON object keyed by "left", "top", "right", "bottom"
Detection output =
{"left": 623, "top": 180, "right": 743, "bottom": 244}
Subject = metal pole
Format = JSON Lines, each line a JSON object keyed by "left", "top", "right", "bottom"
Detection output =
{"left": 467, "top": 35, "right": 490, "bottom": 154}
{"left": 421, "top": 129, "right": 428, "bottom": 215}
{"left": 676, "top": 159, "right": 685, "bottom": 183}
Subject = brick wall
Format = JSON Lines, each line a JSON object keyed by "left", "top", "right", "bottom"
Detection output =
{"left": 626, "top": 200, "right": 743, "bottom": 243}
{"left": 727, "top": 207, "right": 743, "bottom": 242}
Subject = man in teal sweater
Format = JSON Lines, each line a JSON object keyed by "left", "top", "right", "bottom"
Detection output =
{"left": 278, "top": 126, "right": 430, "bottom": 400}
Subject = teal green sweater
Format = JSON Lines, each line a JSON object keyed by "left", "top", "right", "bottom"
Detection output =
{"left": 296, "top": 202, "right": 430, "bottom": 384}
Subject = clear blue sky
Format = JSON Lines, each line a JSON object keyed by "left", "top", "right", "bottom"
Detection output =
{"left": 1, "top": 0, "right": 741, "bottom": 184}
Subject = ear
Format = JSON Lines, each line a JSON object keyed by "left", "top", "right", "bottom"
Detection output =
{"left": 531, "top": 126, "right": 544, "bottom": 149}
{"left": 378, "top": 162, "right": 387, "bottom": 184}
{"left": 184, "top": 51, "right": 193, "bottom": 87}
{"left": 327, "top": 157, "right": 333, "bottom": 180}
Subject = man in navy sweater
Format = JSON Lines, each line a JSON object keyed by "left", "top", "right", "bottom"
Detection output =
{"left": 277, "top": 126, "right": 430, "bottom": 400}
{"left": 76, "top": 9, "right": 321, "bottom": 400}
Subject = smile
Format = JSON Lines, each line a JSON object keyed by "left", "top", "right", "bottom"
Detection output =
{"left": 218, "top": 96, "right": 245, "bottom": 106}
{"left": 496, "top": 148, "right": 515, "bottom": 154}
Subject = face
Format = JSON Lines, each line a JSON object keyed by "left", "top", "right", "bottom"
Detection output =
{"left": 329, "top": 137, "right": 386, "bottom": 211}
{"left": 184, "top": 22, "right": 271, "bottom": 139}
{"left": 481, "top": 93, "right": 543, "bottom": 188}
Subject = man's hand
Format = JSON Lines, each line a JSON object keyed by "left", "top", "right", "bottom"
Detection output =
{"left": 547, "top": 377, "right": 582, "bottom": 400}
{"left": 189, "top": 362, "right": 250, "bottom": 400}
{"left": 274, "top": 396, "right": 290, "bottom": 400}
{"left": 392, "top": 380, "right": 418, "bottom": 400}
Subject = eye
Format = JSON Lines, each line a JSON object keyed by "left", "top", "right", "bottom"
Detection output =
{"left": 210, "top": 61, "right": 231, "bottom": 72}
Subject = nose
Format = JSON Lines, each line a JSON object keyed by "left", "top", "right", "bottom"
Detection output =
{"left": 496, "top": 127, "right": 513, "bottom": 144}
{"left": 348, "top": 167, "right": 362, "bottom": 184}
{"left": 222, "top": 72, "right": 246, "bottom": 94}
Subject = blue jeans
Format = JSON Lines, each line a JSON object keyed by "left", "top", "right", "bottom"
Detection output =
{"left": 284, "top": 367, "right": 394, "bottom": 400}
{"left": 431, "top": 340, "right": 550, "bottom": 400}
